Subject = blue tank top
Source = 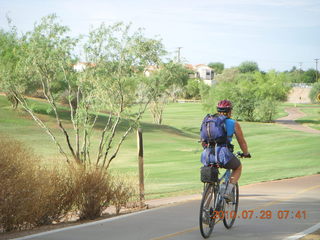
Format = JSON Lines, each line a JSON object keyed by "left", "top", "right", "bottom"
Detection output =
{"left": 225, "top": 118, "right": 235, "bottom": 143}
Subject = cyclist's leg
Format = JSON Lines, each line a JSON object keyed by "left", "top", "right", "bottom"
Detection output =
{"left": 223, "top": 155, "right": 241, "bottom": 199}
{"left": 221, "top": 155, "right": 241, "bottom": 228}
{"left": 224, "top": 154, "right": 241, "bottom": 184}
{"left": 230, "top": 164, "right": 242, "bottom": 184}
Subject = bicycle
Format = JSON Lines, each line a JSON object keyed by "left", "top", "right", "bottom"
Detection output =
{"left": 199, "top": 152, "right": 246, "bottom": 239}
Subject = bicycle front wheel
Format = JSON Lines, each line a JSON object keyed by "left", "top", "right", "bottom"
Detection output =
{"left": 223, "top": 183, "right": 239, "bottom": 229}
{"left": 199, "top": 183, "right": 216, "bottom": 238}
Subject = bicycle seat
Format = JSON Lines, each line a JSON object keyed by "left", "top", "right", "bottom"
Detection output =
{"left": 208, "top": 163, "right": 221, "bottom": 168}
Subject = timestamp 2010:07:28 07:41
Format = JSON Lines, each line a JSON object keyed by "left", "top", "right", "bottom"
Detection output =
{"left": 212, "top": 210, "right": 307, "bottom": 220}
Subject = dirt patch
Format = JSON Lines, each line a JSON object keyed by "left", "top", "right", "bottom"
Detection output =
{"left": 299, "top": 229, "right": 320, "bottom": 240}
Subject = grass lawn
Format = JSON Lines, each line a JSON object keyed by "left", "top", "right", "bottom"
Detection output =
{"left": 296, "top": 106, "right": 320, "bottom": 131}
{"left": 1, "top": 96, "right": 319, "bottom": 199}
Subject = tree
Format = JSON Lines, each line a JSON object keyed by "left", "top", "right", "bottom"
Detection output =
{"left": 0, "top": 29, "right": 17, "bottom": 108}
{"left": 84, "top": 22, "right": 165, "bottom": 168}
{"left": 0, "top": 21, "right": 38, "bottom": 109}
{"left": 286, "top": 69, "right": 302, "bottom": 83}
{"left": 238, "top": 61, "right": 259, "bottom": 73}
{"left": 303, "top": 69, "right": 318, "bottom": 83}
{"left": 208, "top": 62, "right": 224, "bottom": 74}
{"left": 148, "top": 61, "right": 189, "bottom": 124}
{"left": 184, "top": 78, "right": 201, "bottom": 99}
{"left": 286, "top": 68, "right": 318, "bottom": 83}
{"left": 214, "top": 67, "right": 240, "bottom": 82}
{"left": 253, "top": 71, "right": 290, "bottom": 121}
{"left": 6, "top": 15, "right": 165, "bottom": 168}
{"left": 203, "top": 70, "right": 290, "bottom": 122}
{"left": 310, "top": 82, "right": 320, "bottom": 103}
{"left": 233, "top": 73, "right": 257, "bottom": 121}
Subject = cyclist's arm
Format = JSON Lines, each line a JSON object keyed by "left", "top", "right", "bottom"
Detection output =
{"left": 234, "top": 121, "right": 249, "bottom": 155}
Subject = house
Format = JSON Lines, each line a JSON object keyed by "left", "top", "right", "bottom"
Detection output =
{"left": 73, "top": 62, "right": 96, "bottom": 72}
{"left": 74, "top": 62, "right": 215, "bottom": 86}
{"left": 143, "top": 63, "right": 215, "bottom": 86}
{"left": 185, "top": 64, "right": 196, "bottom": 79}
{"left": 186, "top": 64, "right": 215, "bottom": 86}
{"left": 144, "top": 65, "right": 159, "bottom": 77}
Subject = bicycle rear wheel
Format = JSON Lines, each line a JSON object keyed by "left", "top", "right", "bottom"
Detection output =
{"left": 223, "top": 183, "right": 239, "bottom": 229}
{"left": 199, "top": 183, "right": 216, "bottom": 238}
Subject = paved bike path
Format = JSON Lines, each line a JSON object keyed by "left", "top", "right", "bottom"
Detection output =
{"left": 13, "top": 174, "right": 320, "bottom": 240}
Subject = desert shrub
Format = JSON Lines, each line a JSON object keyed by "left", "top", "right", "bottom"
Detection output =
{"left": 73, "top": 167, "right": 114, "bottom": 220}
{"left": 32, "top": 167, "right": 76, "bottom": 226}
{"left": 0, "top": 137, "right": 141, "bottom": 231}
{"left": 0, "top": 138, "right": 42, "bottom": 231}
{"left": 111, "top": 174, "right": 137, "bottom": 215}
{"left": 0, "top": 138, "right": 75, "bottom": 232}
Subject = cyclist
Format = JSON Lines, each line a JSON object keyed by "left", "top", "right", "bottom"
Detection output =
{"left": 202, "top": 100, "right": 251, "bottom": 200}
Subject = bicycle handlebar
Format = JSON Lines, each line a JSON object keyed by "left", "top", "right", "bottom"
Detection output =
{"left": 236, "top": 151, "right": 252, "bottom": 158}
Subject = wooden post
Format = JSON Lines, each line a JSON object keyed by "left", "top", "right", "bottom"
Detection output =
{"left": 137, "top": 128, "right": 145, "bottom": 208}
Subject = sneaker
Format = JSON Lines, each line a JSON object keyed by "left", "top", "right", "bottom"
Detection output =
{"left": 224, "top": 191, "right": 234, "bottom": 202}
{"left": 223, "top": 183, "right": 235, "bottom": 202}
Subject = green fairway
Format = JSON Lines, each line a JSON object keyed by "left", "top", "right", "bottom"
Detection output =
{"left": 296, "top": 106, "right": 320, "bottom": 131}
{"left": 0, "top": 95, "right": 319, "bottom": 199}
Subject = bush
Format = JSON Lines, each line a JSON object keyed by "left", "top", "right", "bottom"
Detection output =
{"left": 238, "top": 61, "right": 259, "bottom": 73}
{"left": 73, "top": 167, "right": 114, "bottom": 220}
{"left": 33, "top": 167, "right": 76, "bottom": 226}
{"left": 0, "top": 138, "right": 75, "bottom": 232}
{"left": 184, "top": 79, "right": 201, "bottom": 99}
{"left": 254, "top": 98, "right": 278, "bottom": 122}
{"left": 310, "top": 82, "right": 320, "bottom": 103}
{"left": 203, "top": 71, "right": 290, "bottom": 122}
{"left": 0, "top": 138, "right": 39, "bottom": 232}
{"left": 0, "top": 137, "right": 139, "bottom": 231}
{"left": 111, "top": 174, "right": 137, "bottom": 215}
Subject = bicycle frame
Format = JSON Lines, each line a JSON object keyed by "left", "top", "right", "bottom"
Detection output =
{"left": 200, "top": 152, "right": 246, "bottom": 238}
{"left": 211, "top": 168, "right": 231, "bottom": 223}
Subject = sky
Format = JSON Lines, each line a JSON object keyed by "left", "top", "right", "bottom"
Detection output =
{"left": 1, "top": 0, "right": 320, "bottom": 71}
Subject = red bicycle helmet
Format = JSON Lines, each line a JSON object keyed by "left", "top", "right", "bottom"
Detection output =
{"left": 217, "top": 100, "right": 233, "bottom": 112}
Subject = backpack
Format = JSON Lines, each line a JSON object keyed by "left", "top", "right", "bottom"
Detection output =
{"left": 200, "top": 114, "right": 234, "bottom": 167}
{"left": 200, "top": 114, "right": 228, "bottom": 144}
{"left": 200, "top": 145, "right": 234, "bottom": 166}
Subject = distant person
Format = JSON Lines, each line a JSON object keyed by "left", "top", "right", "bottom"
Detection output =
{"left": 200, "top": 100, "right": 251, "bottom": 200}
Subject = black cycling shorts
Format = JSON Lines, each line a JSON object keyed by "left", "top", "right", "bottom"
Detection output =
{"left": 224, "top": 154, "right": 241, "bottom": 170}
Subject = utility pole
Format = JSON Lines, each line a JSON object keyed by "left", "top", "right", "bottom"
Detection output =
{"left": 315, "top": 58, "right": 319, "bottom": 81}
{"left": 177, "top": 47, "right": 182, "bottom": 63}
{"left": 298, "top": 62, "right": 303, "bottom": 82}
